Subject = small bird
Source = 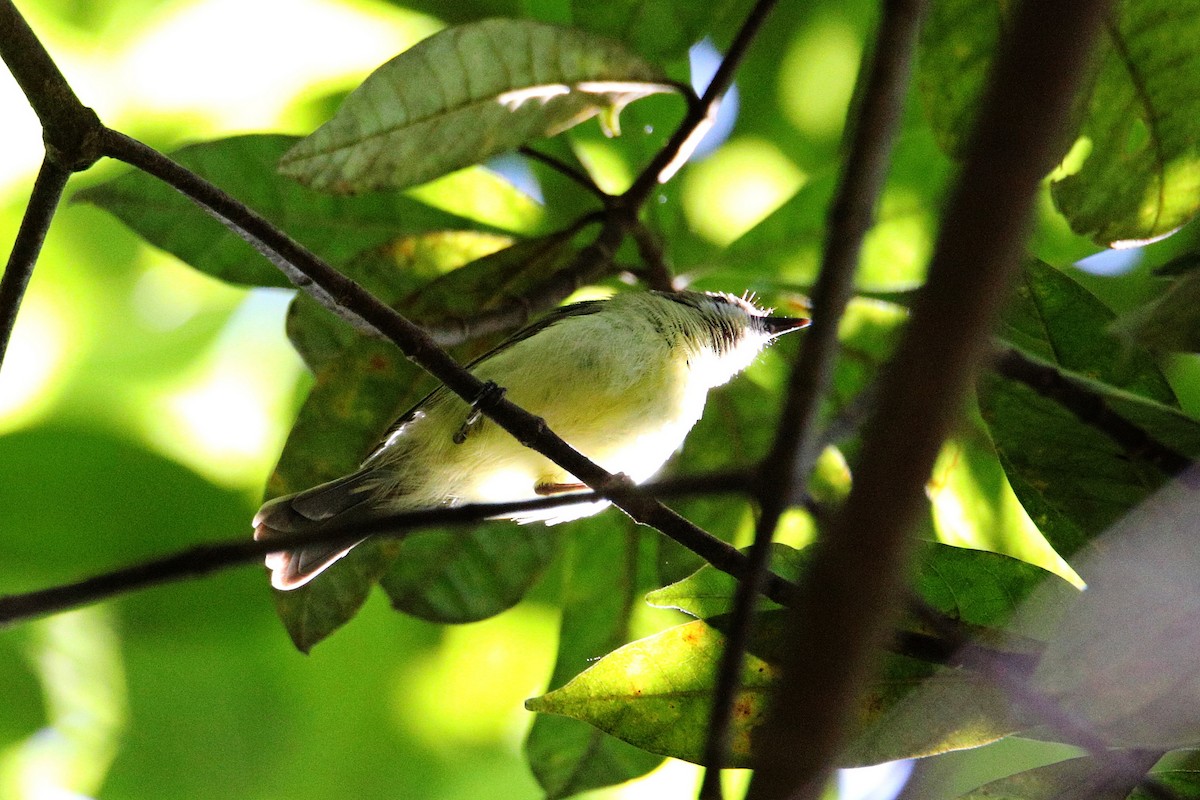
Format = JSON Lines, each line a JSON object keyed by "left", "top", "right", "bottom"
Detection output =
{"left": 254, "top": 290, "right": 808, "bottom": 590}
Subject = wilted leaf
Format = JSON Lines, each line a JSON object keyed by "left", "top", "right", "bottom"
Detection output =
{"left": 279, "top": 19, "right": 674, "bottom": 193}
{"left": 76, "top": 135, "right": 485, "bottom": 287}
{"left": 526, "top": 519, "right": 663, "bottom": 799}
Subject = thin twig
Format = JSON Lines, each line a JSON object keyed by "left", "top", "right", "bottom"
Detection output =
{"left": 518, "top": 145, "right": 610, "bottom": 203}
{"left": 0, "top": 469, "right": 788, "bottom": 625}
{"left": 698, "top": 1, "right": 925, "bottom": 794}
{"left": 747, "top": 0, "right": 1118, "bottom": 796}
{"left": 992, "top": 345, "right": 1192, "bottom": 475}
{"left": 623, "top": 0, "right": 780, "bottom": 203}
{"left": 0, "top": 156, "right": 69, "bottom": 370}
{"left": 629, "top": 223, "right": 676, "bottom": 291}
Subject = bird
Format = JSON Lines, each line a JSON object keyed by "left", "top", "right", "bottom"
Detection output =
{"left": 253, "top": 290, "right": 809, "bottom": 590}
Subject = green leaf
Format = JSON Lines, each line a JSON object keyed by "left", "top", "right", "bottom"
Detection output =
{"left": 916, "top": 0, "right": 1006, "bottom": 159}
{"left": 380, "top": 523, "right": 559, "bottom": 623}
{"left": 526, "top": 518, "right": 663, "bottom": 799}
{"left": 982, "top": 261, "right": 1200, "bottom": 559}
{"left": 957, "top": 751, "right": 1200, "bottom": 799}
{"left": 919, "top": 0, "right": 1200, "bottom": 246}
{"left": 999, "top": 260, "right": 1177, "bottom": 405}
{"left": 1110, "top": 270, "right": 1200, "bottom": 354}
{"left": 649, "top": 542, "right": 1067, "bottom": 630}
{"left": 608, "top": 543, "right": 1076, "bottom": 766}
{"left": 526, "top": 610, "right": 1021, "bottom": 768}
{"left": 279, "top": 19, "right": 674, "bottom": 193}
{"left": 76, "top": 135, "right": 486, "bottom": 287}
{"left": 525, "top": 615, "right": 775, "bottom": 766}
{"left": 1050, "top": 2, "right": 1200, "bottom": 247}
{"left": 570, "top": 0, "right": 753, "bottom": 61}
{"left": 285, "top": 232, "right": 514, "bottom": 371}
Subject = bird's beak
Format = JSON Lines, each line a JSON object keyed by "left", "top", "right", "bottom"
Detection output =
{"left": 762, "top": 316, "right": 811, "bottom": 337}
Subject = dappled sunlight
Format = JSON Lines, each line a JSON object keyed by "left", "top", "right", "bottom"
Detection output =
{"left": 0, "top": 295, "right": 73, "bottom": 432}
{"left": 390, "top": 604, "right": 559, "bottom": 750}
{"left": 683, "top": 137, "right": 806, "bottom": 246}
{"left": 142, "top": 290, "right": 303, "bottom": 488}
{"left": 0, "top": 608, "right": 126, "bottom": 800}
{"left": 115, "top": 0, "right": 437, "bottom": 131}
{"left": 778, "top": 14, "right": 861, "bottom": 140}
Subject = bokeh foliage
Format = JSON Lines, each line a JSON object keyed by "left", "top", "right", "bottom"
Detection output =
{"left": 5, "top": 0, "right": 1200, "bottom": 799}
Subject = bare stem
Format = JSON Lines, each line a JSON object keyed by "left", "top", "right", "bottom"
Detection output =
{"left": 698, "top": 2, "right": 926, "bottom": 793}
{"left": 0, "top": 469, "right": 788, "bottom": 626}
{"left": 747, "top": 0, "right": 1118, "bottom": 795}
{"left": 0, "top": 155, "right": 69, "bottom": 370}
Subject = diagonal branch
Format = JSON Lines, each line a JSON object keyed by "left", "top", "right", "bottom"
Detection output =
{"left": 0, "top": 155, "right": 69, "bottom": 367}
{"left": 747, "top": 0, "right": 1119, "bottom": 796}
{"left": 0, "top": 469, "right": 796, "bottom": 625}
{"left": 699, "top": 1, "right": 927, "bottom": 794}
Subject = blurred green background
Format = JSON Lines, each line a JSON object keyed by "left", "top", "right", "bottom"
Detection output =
{"left": 3, "top": 0, "right": 1186, "bottom": 798}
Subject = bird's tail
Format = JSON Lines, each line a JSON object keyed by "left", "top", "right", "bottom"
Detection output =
{"left": 253, "top": 468, "right": 388, "bottom": 590}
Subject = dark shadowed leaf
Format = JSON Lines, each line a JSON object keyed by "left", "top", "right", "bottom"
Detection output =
{"left": 279, "top": 19, "right": 674, "bottom": 193}
{"left": 982, "top": 261, "right": 1200, "bottom": 558}
{"left": 380, "top": 523, "right": 559, "bottom": 623}
{"left": 75, "top": 135, "right": 486, "bottom": 287}
{"left": 1110, "top": 270, "right": 1200, "bottom": 354}
{"left": 526, "top": 518, "right": 663, "bottom": 799}
{"left": 570, "top": 0, "right": 753, "bottom": 61}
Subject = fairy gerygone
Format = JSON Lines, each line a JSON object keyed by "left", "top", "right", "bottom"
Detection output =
{"left": 254, "top": 290, "right": 808, "bottom": 589}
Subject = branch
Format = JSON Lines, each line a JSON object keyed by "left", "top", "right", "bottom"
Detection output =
{"left": 699, "top": 1, "right": 926, "bottom": 793}
{"left": 747, "top": 0, "right": 1119, "bottom": 796}
{"left": 992, "top": 345, "right": 1192, "bottom": 475}
{"left": 0, "top": 155, "right": 69, "bottom": 367}
{"left": 0, "top": 0, "right": 101, "bottom": 169}
{"left": 0, "top": 469, "right": 794, "bottom": 625}
{"left": 623, "top": 0, "right": 779, "bottom": 203}
{"left": 518, "top": 145, "right": 609, "bottom": 203}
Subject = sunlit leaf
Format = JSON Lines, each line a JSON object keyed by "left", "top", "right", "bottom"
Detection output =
{"left": 279, "top": 19, "right": 674, "bottom": 193}
{"left": 76, "top": 135, "right": 485, "bottom": 287}
{"left": 919, "top": 0, "right": 1200, "bottom": 246}
{"left": 526, "top": 610, "right": 1021, "bottom": 768}
{"left": 1050, "top": 2, "right": 1200, "bottom": 247}
{"left": 526, "top": 518, "right": 663, "bottom": 799}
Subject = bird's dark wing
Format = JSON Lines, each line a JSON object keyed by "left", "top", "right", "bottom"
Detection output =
{"left": 363, "top": 299, "right": 607, "bottom": 460}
